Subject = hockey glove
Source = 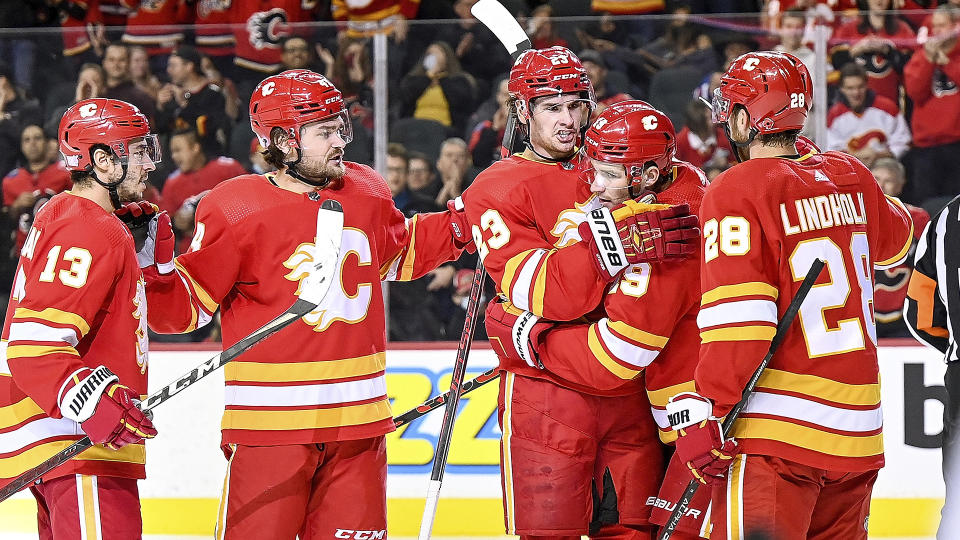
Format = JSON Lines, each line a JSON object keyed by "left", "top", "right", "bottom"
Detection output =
{"left": 447, "top": 197, "right": 476, "bottom": 253}
{"left": 578, "top": 202, "right": 700, "bottom": 280}
{"left": 115, "top": 201, "right": 175, "bottom": 274}
{"left": 58, "top": 366, "right": 158, "bottom": 450}
{"left": 667, "top": 392, "right": 739, "bottom": 485}
{"left": 485, "top": 298, "right": 552, "bottom": 372}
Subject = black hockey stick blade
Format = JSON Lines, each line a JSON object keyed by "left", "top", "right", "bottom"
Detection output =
{"left": 393, "top": 367, "right": 500, "bottom": 428}
{"left": 0, "top": 200, "right": 344, "bottom": 503}
{"left": 658, "top": 258, "right": 825, "bottom": 540}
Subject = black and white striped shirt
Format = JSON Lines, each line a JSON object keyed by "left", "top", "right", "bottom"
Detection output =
{"left": 905, "top": 194, "right": 960, "bottom": 362}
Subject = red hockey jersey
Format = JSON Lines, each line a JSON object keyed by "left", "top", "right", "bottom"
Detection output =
{"left": 874, "top": 204, "right": 929, "bottom": 326}
{"left": 532, "top": 162, "right": 707, "bottom": 441}
{"left": 194, "top": 0, "right": 235, "bottom": 58}
{"left": 232, "top": 0, "right": 319, "bottom": 73}
{"left": 3, "top": 162, "right": 73, "bottom": 253}
{"left": 0, "top": 193, "right": 150, "bottom": 486}
{"left": 331, "top": 0, "right": 419, "bottom": 37}
{"left": 696, "top": 150, "right": 913, "bottom": 472}
{"left": 461, "top": 151, "right": 650, "bottom": 395}
{"left": 159, "top": 156, "right": 246, "bottom": 214}
{"left": 904, "top": 44, "right": 960, "bottom": 148}
{"left": 121, "top": 0, "right": 190, "bottom": 54}
{"left": 831, "top": 20, "right": 916, "bottom": 108}
{"left": 145, "top": 165, "right": 462, "bottom": 447}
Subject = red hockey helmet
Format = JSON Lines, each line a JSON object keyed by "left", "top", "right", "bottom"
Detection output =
{"left": 711, "top": 51, "right": 812, "bottom": 135}
{"left": 249, "top": 69, "right": 353, "bottom": 148}
{"left": 59, "top": 98, "right": 160, "bottom": 171}
{"left": 584, "top": 100, "right": 676, "bottom": 175}
{"left": 508, "top": 46, "right": 596, "bottom": 120}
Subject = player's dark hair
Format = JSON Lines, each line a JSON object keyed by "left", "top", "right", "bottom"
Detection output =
{"left": 70, "top": 170, "right": 92, "bottom": 185}
{"left": 758, "top": 129, "right": 800, "bottom": 148}
{"left": 70, "top": 143, "right": 115, "bottom": 185}
{"left": 263, "top": 127, "right": 288, "bottom": 170}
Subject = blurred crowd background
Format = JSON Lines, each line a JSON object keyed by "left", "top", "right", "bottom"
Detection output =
{"left": 0, "top": 0, "right": 956, "bottom": 343}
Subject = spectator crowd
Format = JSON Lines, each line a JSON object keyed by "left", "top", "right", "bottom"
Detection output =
{"left": 1, "top": 0, "right": 959, "bottom": 341}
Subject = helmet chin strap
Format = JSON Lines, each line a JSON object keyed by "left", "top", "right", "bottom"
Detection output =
{"left": 722, "top": 123, "right": 757, "bottom": 163}
{"left": 91, "top": 160, "right": 128, "bottom": 210}
{"left": 627, "top": 167, "right": 672, "bottom": 201}
{"left": 284, "top": 146, "right": 333, "bottom": 189}
{"left": 523, "top": 138, "right": 574, "bottom": 163}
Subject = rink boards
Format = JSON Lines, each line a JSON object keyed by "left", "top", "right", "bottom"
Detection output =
{"left": 0, "top": 341, "right": 948, "bottom": 536}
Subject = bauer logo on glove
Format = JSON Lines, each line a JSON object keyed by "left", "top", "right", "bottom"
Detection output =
{"left": 667, "top": 392, "right": 739, "bottom": 485}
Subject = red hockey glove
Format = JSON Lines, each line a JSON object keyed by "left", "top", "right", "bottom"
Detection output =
{"left": 447, "top": 197, "right": 476, "bottom": 253}
{"left": 667, "top": 392, "right": 739, "bottom": 485}
{"left": 578, "top": 202, "right": 700, "bottom": 280}
{"left": 485, "top": 298, "right": 553, "bottom": 372}
{"left": 115, "top": 202, "right": 175, "bottom": 274}
{"left": 58, "top": 366, "right": 158, "bottom": 450}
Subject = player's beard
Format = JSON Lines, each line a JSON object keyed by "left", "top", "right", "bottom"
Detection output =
{"left": 295, "top": 149, "right": 346, "bottom": 181}
{"left": 116, "top": 168, "right": 148, "bottom": 203}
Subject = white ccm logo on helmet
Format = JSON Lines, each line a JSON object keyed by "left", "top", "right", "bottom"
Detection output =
{"left": 743, "top": 57, "right": 760, "bottom": 71}
{"left": 79, "top": 103, "right": 98, "bottom": 118}
{"left": 261, "top": 81, "right": 276, "bottom": 96}
{"left": 642, "top": 114, "right": 658, "bottom": 130}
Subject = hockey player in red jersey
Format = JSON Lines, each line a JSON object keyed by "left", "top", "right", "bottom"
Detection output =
{"left": 482, "top": 100, "right": 707, "bottom": 539}
{"left": 460, "top": 47, "right": 700, "bottom": 539}
{"left": 0, "top": 98, "right": 161, "bottom": 538}
{"left": 141, "top": 69, "right": 470, "bottom": 539}
{"left": 665, "top": 51, "right": 915, "bottom": 540}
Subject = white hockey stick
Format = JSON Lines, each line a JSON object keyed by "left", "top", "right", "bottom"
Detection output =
{"left": 416, "top": 3, "right": 529, "bottom": 539}
{"left": 0, "top": 199, "right": 344, "bottom": 503}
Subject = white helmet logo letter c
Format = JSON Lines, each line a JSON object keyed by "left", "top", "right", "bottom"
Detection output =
{"left": 79, "top": 103, "right": 97, "bottom": 118}
{"left": 641, "top": 115, "right": 658, "bottom": 130}
{"left": 262, "top": 82, "right": 276, "bottom": 96}
{"left": 743, "top": 57, "right": 760, "bottom": 71}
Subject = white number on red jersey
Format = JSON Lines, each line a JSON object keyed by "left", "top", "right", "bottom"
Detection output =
{"left": 471, "top": 209, "right": 511, "bottom": 262}
{"left": 790, "top": 233, "right": 876, "bottom": 357}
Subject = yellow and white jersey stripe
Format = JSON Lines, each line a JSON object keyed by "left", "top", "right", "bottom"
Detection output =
{"left": 698, "top": 282, "right": 779, "bottom": 344}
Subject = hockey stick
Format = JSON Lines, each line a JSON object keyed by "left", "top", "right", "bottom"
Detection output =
{"left": 417, "top": 258, "right": 486, "bottom": 540}
{"left": 394, "top": 367, "right": 499, "bottom": 428}
{"left": 415, "top": 3, "right": 529, "bottom": 538}
{"left": 657, "top": 257, "right": 825, "bottom": 540}
{"left": 0, "top": 200, "right": 344, "bottom": 504}
{"left": 472, "top": 0, "right": 531, "bottom": 157}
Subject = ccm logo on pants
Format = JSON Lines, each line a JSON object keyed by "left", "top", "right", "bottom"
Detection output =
{"left": 334, "top": 530, "right": 386, "bottom": 539}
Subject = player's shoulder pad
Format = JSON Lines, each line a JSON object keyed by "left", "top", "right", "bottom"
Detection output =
{"left": 343, "top": 161, "right": 392, "bottom": 200}
{"left": 818, "top": 150, "right": 868, "bottom": 187}
{"left": 660, "top": 160, "right": 707, "bottom": 215}
{"left": 193, "top": 173, "right": 271, "bottom": 225}
{"left": 4, "top": 167, "right": 20, "bottom": 179}
{"left": 468, "top": 155, "right": 566, "bottom": 202}
{"left": 43, "top": 194, "right": 133, "bottom": 255}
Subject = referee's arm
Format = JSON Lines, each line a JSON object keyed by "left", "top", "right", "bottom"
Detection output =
{"left": 904, "top": 198, "right": 956, "bottom": 355}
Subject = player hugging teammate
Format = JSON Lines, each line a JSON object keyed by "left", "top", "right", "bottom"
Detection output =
{"left": 465, "top": 46, "right": 914, "bottom": 540}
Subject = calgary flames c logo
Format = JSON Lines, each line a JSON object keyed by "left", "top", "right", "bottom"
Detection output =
{"left": 283, "top": 229, "right": 373, "bottom": 332}
{"left": 550, "top": 197, "right": 601, "bottom": 248}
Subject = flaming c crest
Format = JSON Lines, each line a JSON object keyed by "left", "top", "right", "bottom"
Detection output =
{"left": 550, "top": 196, "right": 600, "bottom": 248}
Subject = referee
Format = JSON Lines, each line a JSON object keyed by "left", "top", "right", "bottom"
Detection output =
{"left": 905, "top": 193, "right": 960, "bottom": 540}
